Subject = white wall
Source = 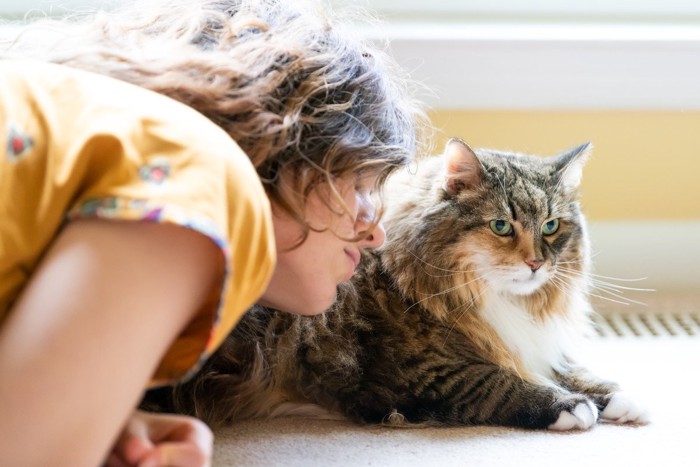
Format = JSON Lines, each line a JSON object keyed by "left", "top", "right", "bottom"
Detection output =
{"left": 1, "top": 0, "right": 114, "bottom": 17}
{"left": 588, "top": 221, "right": 700, "bottom": 293}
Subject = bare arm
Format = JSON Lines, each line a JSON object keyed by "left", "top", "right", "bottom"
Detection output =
{"left": 0, "top": 219, "right": 223, "bottom": 466}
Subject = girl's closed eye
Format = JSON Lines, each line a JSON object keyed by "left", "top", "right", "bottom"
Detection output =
{"left": 355, "top": 189, "right": 379, "bottom": 227}
{"left": 353, "top": 175, "right": 381, "bottom": 219}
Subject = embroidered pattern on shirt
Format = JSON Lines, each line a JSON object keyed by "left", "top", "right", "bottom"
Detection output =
{"left": 139, "top": 158, "right": 171, "bottom": 185}
{"left": 6, "top": 123, "right": 34, "bottom": 162}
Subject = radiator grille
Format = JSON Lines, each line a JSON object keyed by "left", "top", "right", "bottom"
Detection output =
{"left": 592, "top": 311, "right": 700, "bottom": 338}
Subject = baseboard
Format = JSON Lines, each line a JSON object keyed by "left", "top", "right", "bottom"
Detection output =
{"left": 587, "top": 220, "right": 700, "bottom": 293}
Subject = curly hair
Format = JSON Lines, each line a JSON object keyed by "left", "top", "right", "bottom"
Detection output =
{"left": 3, "top": 0, "right": 428, "bottom": 242}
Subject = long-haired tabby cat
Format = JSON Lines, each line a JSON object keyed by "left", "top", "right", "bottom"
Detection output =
{"left": 145, "top": 139, "right": 649, "bottom": 431}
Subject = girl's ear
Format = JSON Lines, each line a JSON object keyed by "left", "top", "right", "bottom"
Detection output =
{"left": 443, "top": 138, "right": 483, "bottom": 196}
{"left": 553, "top": 142, "right": 592, "bottom": 191}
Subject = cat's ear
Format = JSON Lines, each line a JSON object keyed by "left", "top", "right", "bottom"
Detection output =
{"left": 553, "top": 142, "right": 592, "bottom": 191}
{"left": 443, "top": 138, "right": 483, "bottom": 195}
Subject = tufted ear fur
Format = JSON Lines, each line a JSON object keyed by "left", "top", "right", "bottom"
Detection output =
{"left": 553, "top": 142, "right": 592, "bottom": 191}
{"left": 443, "top": 138, "right": 484, "bottom": 196}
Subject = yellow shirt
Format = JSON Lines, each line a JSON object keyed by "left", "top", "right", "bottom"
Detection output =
{"left": 0, "top": 60, "right": 276, "bottom": 385}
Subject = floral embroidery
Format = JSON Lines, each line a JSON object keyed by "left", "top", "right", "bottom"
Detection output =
{"left": 139, "top": 158, "right": 171, "bottom": 185}
{"left": 68, "top": 198, "right": 227, "bottom": 255}
{"left": 76, "top": 197, "right": 120, "bottom": 217}
{"left": 6, "top": 123, "right": 34, "bottom": 162}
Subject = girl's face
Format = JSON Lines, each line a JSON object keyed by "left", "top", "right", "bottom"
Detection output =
{"left": 258, "top": 175, "right": 385, "bottom": 315}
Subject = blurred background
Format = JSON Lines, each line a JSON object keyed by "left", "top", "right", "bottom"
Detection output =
{"left": 331, "top": 0, "right": 700, "bottom": 298}
{"left": 2, "top": 0, "right": 699, "bottom": 296}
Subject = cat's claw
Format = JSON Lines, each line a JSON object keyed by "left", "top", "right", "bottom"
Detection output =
{"left": 601, "top": 392, "right": 651, "bottom": 425}
{"left": 548, "top": 399, "right": 598, "bottom": 431}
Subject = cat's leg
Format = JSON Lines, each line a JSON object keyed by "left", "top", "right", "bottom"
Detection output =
{"left": 454, "top": 364, "right": 599, "bottom": 431}
{"left": 556, "top": 366, "right": 650, "bottom": 425}
{"left": 346, "top": 363, "right": 600, "bottom": 431}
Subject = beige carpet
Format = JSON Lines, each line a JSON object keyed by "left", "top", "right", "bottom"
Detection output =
{"left": 213, "top": 296, "right": 699, "bottom": 467}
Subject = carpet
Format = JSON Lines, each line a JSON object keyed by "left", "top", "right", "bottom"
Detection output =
{"left": 212, "top": 296, "right": 699, "bottom": 467}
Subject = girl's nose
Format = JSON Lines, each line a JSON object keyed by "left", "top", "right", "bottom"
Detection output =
{"left": 358, "top": 221, "right": 386, "bottom": 249}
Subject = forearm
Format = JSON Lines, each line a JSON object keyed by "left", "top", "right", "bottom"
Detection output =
{"left": 0, "top": 220, "right": 222, "bottom": 465}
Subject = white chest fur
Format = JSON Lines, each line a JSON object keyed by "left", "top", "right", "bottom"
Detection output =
{"left": 478, "top": 291, "right": 584, "bottom": 384}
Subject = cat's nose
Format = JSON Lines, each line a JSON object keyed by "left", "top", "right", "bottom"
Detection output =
{"left": 525, "top": 258, "right": 544, "bottom": 272}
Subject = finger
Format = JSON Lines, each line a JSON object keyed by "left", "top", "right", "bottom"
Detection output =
{"left": 103, "top": 451, "right": 131, "bottom": 467}
{"left": 147, "top": 414, "right": 213, "bottom": 452}
{"left": 122, "top": 435, "right": 157, "bottom": 464}
{"left": 137, "top": 442, "right": 212, "bottom": 467}
{"left": 112, "top": 416, "right": 156, "bottom": 464}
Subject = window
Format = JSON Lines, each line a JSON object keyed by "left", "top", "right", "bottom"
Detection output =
{"left": 1, "top": 0, "right": 114, "bottom": 18}
{"left": 330, "top": 0, "right": 700, "bottom": 110}
{"left": 4, "top": 1, "right": 700, "bottom": 109}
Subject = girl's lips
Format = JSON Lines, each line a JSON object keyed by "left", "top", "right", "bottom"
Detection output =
{"left": 345, "top": 249, "right": 360, "bottom": 271}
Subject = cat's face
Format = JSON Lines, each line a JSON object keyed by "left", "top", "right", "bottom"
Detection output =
{"left": 442, "top": 139, "right": 590, "bottom": 297}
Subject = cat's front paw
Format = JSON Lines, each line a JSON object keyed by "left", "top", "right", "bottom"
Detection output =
{"left": 548, "top": 396, "right": 598, "bottom": 431}
{"left": 601, "top": 392, "right": 651, "bottom": 425}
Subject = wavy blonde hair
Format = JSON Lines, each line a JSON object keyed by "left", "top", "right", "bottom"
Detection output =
{"left": 3, "top": 0, "right": 428, "bottom": 241}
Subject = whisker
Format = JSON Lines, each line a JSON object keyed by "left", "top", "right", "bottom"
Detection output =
{"left": 404, "top": 275, "right": 484, "bottom": 313}
{"left": 588, "top": 250, "right": 604, "bottom": 260}
{"left": 442, "top": 284, "right": 490, "bottom": 345}
{"left": 442, "top": 301, "right": 475, "bottom": 344}
{"left": 589, "top": 281, "right": 655, "bottom": 293}
{"left": 556, "top": 267, "right": 655, "bottom": 292}
{"left": 422, "top": 268, "right": 480, "bottom": 278}
{"left": 549, "top": 275, "right": 572, "bottom": 293}
{"left": 548, "top": 277, "right": 570, "bottom": 299}
{"left": 588, "top": 293, "right": 633, "bottom": 306}
{"left": 408, "top": 250, "right": 482, "bottom": 275}
{"left": 555, "top": 271, "right": 650, "bottom": 306}
{"left": 407, "top": 253, "right": 510, "bottom": 280}
{"left": 557, "top": 267, "right": 650, "bottom": 283}
{"left": 551, "top": 275, "right": 580, "bottom": 302}
{"left": 589, "top": 286, "right": 649, "bottom": 306}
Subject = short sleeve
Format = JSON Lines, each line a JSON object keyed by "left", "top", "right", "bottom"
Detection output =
{"left": 65, "top": 104, "right": 276, "bottom": 386}
{"left": 0, "top": 61, "right": 276, "bottom": 386}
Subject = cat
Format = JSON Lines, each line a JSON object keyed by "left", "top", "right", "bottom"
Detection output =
{"left": 144, "top": 138, "right": 649, "bottom": 431}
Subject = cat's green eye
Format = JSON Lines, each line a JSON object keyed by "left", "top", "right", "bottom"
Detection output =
{"left": 489, "top": 219, "right": 513, "bottom": 236}
{"left": 542, "top": 219, "right": 560, "bottom": 235}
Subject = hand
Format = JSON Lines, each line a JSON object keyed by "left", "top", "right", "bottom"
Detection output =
{"left": 105, "top": 409, "right": 213, "bottom": 467}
